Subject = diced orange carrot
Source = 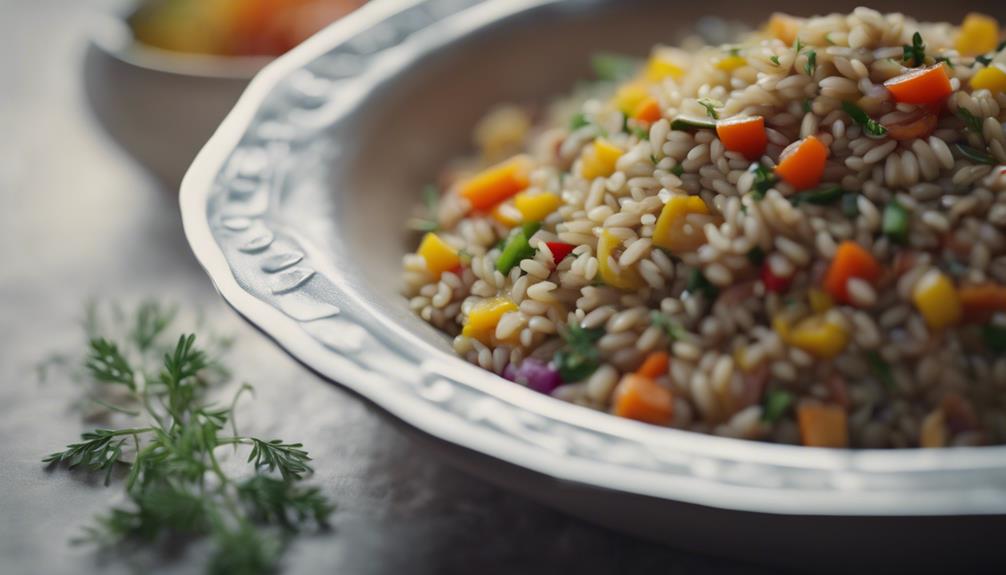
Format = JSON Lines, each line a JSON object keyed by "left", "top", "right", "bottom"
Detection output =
{"left": 884, "top": 112, "right": 938, "bottom": 141}
{"left": 797, "top": 404, "right": 848, "bottom": 447}
{"left": 884, "top": 64, "right": 953, "bottom": 106}
{"left": 775, "top": 135, "right": 829, "bottom": 190}
{"left": 959, "top": 283, "right": 1006, "bottom": 323}
{"left": 459, "top": 155, "right": 532, "bottom": 212}
{"left": 767, "top": 13, "right": 801, "bottom": 45}
{"left": 636, "top": 351, "right": 670, "bottom": 379}
{"left": 716, "top": 115, "right": 767, "bottom": 160}
{"left": 633, "top": 98, "right": 663, "bottom": 123}
{"left": 823, "top": 241, "right": 881, "bottom": 304}
{"left": 612, "top": 374, "right": 674, "bottom": 425}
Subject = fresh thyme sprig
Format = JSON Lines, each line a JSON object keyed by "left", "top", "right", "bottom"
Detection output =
{"left": 43, "top": 301, "right": 333, "bottom": 575}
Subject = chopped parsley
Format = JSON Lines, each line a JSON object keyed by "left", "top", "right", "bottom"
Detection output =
{"left": 762, "top": 389, "right": 794, "bottom": 423}
{"left": 769, "top": 55, "right": 781, "bottom": 67}
{"left": 789, "top": 185, "right": 844, "bottom": 206}
{"left": 841, "top": 101, "right": 887, "bottom": 138}
{"left": 882, "top": 201, "right": 909, "bottom": 243}
{"left": 555, "top": 323, "right": 604, "bottom": 382}
{"left": 955, "top": 107, "right": 983, "bottom": 134}
{"left": 934, "top": 55, "right": 955, "bottom": 69}
{"left": 748, "top": 162, "right": 776, "bottom": 200}
{"left": 650, "top": 311, "right": 686, "bottom": 341}
{"left": 697, "top": 97, "right": 722, "bottom": 120}
{"left": 632, "top": 125, "right": 649, "bottom": 140}
{"left": 804, "top": 50, "right": 817, "bottom": 76}
{"left": 867, "top": 351, "right": 895, "bottom": 390}
{"left": 671, "top": 164, "right": 685, "bottom": 176}
{"left": 686, "top": 268, "right": 719, "bottom": 300}
{"left": 902, "top": 31, "right": 926, "bottom": 67}
{"left": 974, "top": 54, "right": 993, "bottom": 67}
{"left": 569, "top": 112, "right": 591, "bottom": 130}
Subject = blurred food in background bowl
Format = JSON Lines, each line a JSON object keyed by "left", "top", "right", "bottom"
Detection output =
{"left": 84, "top": 0, "right": 367, "bottom": 188}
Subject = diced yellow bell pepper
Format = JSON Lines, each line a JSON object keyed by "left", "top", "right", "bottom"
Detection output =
{"left": 652, "top": 195, "right": 710, "bottom": 253}
{"left": 491, "top": 203, "right": 521, "bottom": 227}
{"left": 514, "top": 192, "right": 561, "bottom": 222}
{"left": 956, "top": 13, "right": 1000, "bottom": 57}
{"left": 597, "top": 230, "right": 642, "bottom": 290}
{"left": 780, "top": 314, "right": 849, "bottom": 359}
{"left": 912, "top": 270, "right": 962, "bottom": 330}
{"left": 971, "top": 64, "right": 1006, "bottom": 93}
{"left": 580, "top": 138, "right": 623, "bottom": 180}
{"left": 462, "top": 297, "right": 518, "bottom": 344}
{"left": 417, "top": 232, "right": 460, "bottom": 276}
{"left": 715, "top": 55, "right": 747, "bottom": 72}
{"left": 644, "top": 55, "right": 685, "bottom": 82}
{"left": 808, "top": 289, "right": 834, "bottom": 314}
{"left": 614, "top": 83, "right": 650, "bottom": 116}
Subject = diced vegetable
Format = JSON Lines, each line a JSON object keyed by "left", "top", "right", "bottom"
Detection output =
{"left": 762, "top": 389, "right": 793, "bottom": 423}
{"left": 797, "top": 404, "right": 849, "bottom": 447}
{"left": 884, "top": 112, "right": 938, "bottom": 141}
{"left": 612, "top": 374, "right": 674, "bottom": 425}
{"left": 823, "top": 241, "right": 880, "bottom": 303}
{"left": 715, "top": 54, "right": 747, "bottom": 71}
{"left": 636, "top": 351, "right": 670, "bottom": 379}
{"left": 555, "top": 323, "right": 604, "bottom": 382}
{"left": 808, "top": 289, "right": 834, "bottom": 313}
{"left": 697, "top": 97, "right": 722, "bottom": 119}
{"left": 580, "top": 138, "right": 624, "bottom": 179}
{"left": 919, "top": 409, "right": 947, "bottom": 448}
{"left": 504, "top": 358, "right": 562, "bottom": 394}
{"left": 971, "top": 64, "right": 1006, "bottom": 93}
{"left": 569, "top": 112, "right": 591, "bottom": 131}
{"left": 644, "top": 54, "right": 685, "bottom": 81}
{"left": 960, "top": 283, "right": 1006, "bottom": 322}
{"left": 460, "top": 155, "right": 532, "bottom": 211}
{"left": 789, "top": 185, "right": 844, "bottom": 206}
{"left": 954, "top": 142, "right": 997, "bottom": 165}
{"left": 653, "top": 195, "right": 711, "bottom": 252}
{"left": 883, "top": 64, "right": 953, "bottom": 105}
{"left": 761, "top": 262, "right": 793, "bottom": 294}
{"left": 785, "top": 314, "right": 850, "bottom": 359}
{"left": 912, "top": 270, "right": 961, "bottom": 330}
{"left": 514, "top": 192, "right": 561, "bottom": 222}
{"left": 462, "top": 297, "right": 518, "bottom": 343}
{"left": 495, "top": 223, "right": 539, "bottom": 274}
{"left": 902, "top": 31, "right": 926, "bottom": 67}
{"left": 686, "top": 268, "right": 719, "bottom": 300}
{"left": 633, "top": 98, "right": 663, "bottom": 123}
{"left": 767, "top": 13, "right": 801, "bottom": 45}
{"left": 417, "top": 232, "right": 460, "bottom": 276}
{"left": 841, "top": 101, "right": 887, "bottom": 138}
{"left": 956, "top": 13, "right": 1000, "bottom": 57}
{"left": 882, "top": 201, "right": 909, "bottom": 243}
{"left": 983, "top": 323, "right": 1006, "bottom": 352}
{"left": 545, "top": 241, "right": 576, "bottom": 265}
{"left": 670, "top": 116, "right": 717, "bottom": 131}
{"left": 716, "top": 116, "right": 767, "bottom": 160}
{"left": 650, "top": 311, "right": 686, "bottom": 341}
{"left": 614, "top": 83, "right": 649, "bottom": 116}
{"left": 867, "top": 351, "right": 895, "bottom": 390}
{"left": 774, "top": 135, "right": 828, "bottom": 190}
{"left": 597, "top": 229, "right": 643, "bottom": 290}
{"left": 748, "top": 162, "right": 776, "bottom": 199}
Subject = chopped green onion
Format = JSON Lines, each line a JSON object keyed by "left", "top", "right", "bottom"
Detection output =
{"left": 841, "top": 101, "right": 887, "bottom": 138}
{"left": 804, "top": 50, "right": 817, "bottom": 76}
{"left": 686, "top": 268, "right": 719, "bottom": 300}
{"left": 841, "top": 193, "right": 860, "bottom": 218}
{"left": 762, "top": 389, "right": 793, "bottom": 423}
{"left": 670, "top": 164, "right": 685, "bottom": 176}
{"left": 867, "top": 351, "right": 895, "bottom": 390}
{"left": 698, "top": 98, "right": 722, "bottom": 120}
{"left": 902, "top": 31, "right": 925, "bottom": 67}
{"left": 569, "top": 112, "right": 590, "bottom": 130}
{"left": 954, "top": 143, "right": 996, "bottom": 165}
{"left": 591, "top": 52, "right": 639, "bottom": 82}
{"left": 496, "top": 222, "right": 541, "bottom": 274}
{"left": 670, "top": 115, "right": 717, "bottom": 131}
{"left": 790, "top": 185, "right": 844, "bottom": 206}
{"left": 882, "top": 201, "right": 909, "bottom": 243}
{"left": 983, "top": 324, "right": 1006, "bottom": 353}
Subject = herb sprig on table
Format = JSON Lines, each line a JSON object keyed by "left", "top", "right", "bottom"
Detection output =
{"left": 42, "top": 301, "right": 333, "bottom": 575}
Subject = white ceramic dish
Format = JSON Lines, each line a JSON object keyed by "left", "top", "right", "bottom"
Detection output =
{"left": 181, "top": 0, "right": 1006, "bottom": 569}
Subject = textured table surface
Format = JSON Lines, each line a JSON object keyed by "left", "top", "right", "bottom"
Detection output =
{"left": 0, "top": 2, "right": 775, "bottom": 573}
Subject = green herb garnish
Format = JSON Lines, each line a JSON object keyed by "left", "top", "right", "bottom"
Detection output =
{"left": 650, "top": 311, "right": 686, "bottom": 341}
{"left": 803, "top": 50, "right": 817, "bottom": 76}
{"left": 686, "top": 268, "right": 719, "bottom": 300}
{"left": 841, "top": 193, "right": 860, "bottom": 218}
{"left": 882, "top": 201, "right": 909, "bottom": 243}
{"left": 790, "top": 185, "right": 844, "bottom": 206}
{"left": 569, "top": 112, "right": 591, "bottom": 131}
{"left": 748, "top": 162, "right": 776, "bottom": 200}
{"left": 697, "top": 98, "right": 722, "bottom": 120}
{"left": 983, "top": 324, "right": 1006, "bottom": 353}
{"left": 954, "top": 142, "right": 997, "bottom": 165}
{"left": 632, "top": 125, "right": 650, "bottom": 140}
{"left": 591, "top": 52, "right": 639, "bottom": 82}
{"left": 974, "top": 54, "right": 993, "bottom": 67}
{"left": 934, "top": 55, "right": 955, "bottom": 69}
{"left": 762, "top": 389, "right": 793, "bottom": 423}
{"left": 867, "top": 351, "right": 895, "bottom": 390}
{"left": 769, "top": 55, "right": 781, "bottom": 67}
{"left": 902, "top": 31, "right": 926, "bottom": 67}
{"left": 42, "top": 302, "right": 332, "bottom": 574}
{"left": 670, "top": 115, "right": 718, "bottom": 131}
{"left": 841, "top": 101, "right": 887, "bottom": 138}
{"left": 746, "top": 246, "right": 766, "bottom": 266}
{"left": 794, "top": 38, "right": 804, "bottom": 53}
{"left": 671, "top": 164, "right": 685, "bottom": 176}
{"left": 955, "top": 107, "right": 983, "bottom": 134}
{"left": 555, "top": 323, "right": 604, "bottom": 382}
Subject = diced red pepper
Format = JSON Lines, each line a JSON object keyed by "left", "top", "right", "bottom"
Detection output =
{"left": 762, "top": 262, "right": 792, "bottom": 293}
{"left": 546, "top": 241, "right": 576, "bottom": 265}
